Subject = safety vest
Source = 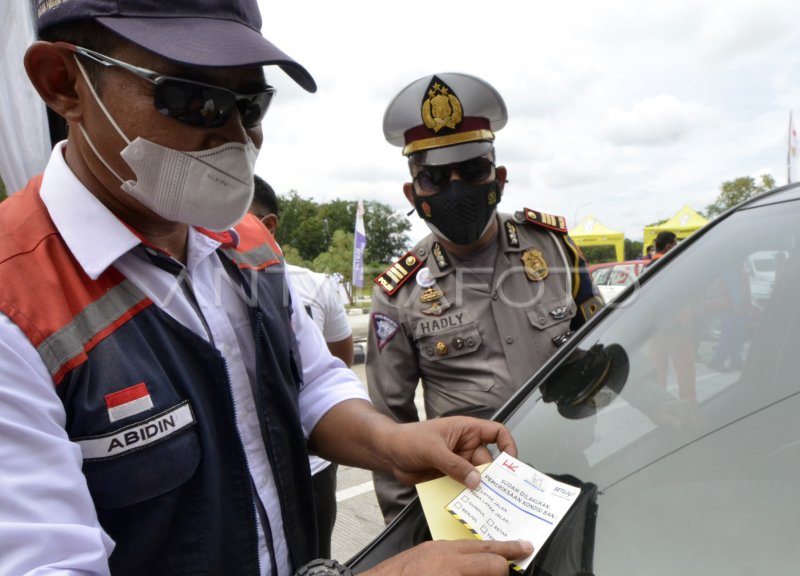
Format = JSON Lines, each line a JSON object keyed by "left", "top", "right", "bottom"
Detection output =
{"left": 0, "top": 177, "right": 317, "bottom": 575}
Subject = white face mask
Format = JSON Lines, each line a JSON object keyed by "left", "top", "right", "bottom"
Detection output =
{"left": 75, "top": 57, "right": 259, "bottom": 232}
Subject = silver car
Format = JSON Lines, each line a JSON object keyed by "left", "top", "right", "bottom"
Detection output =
{"left": 348, "top": 182, "right": 800, "bottom": 575}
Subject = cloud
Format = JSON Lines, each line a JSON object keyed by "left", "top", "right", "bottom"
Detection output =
{"left": 602, "top": 95, "right": 715, "bottom": 147}
{"left": 253, "top": 0, "right": 799, "bottom": 247}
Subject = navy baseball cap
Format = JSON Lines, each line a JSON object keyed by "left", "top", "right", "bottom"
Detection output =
{"left": 35, "top": 0, "right": 317, "bottom": 92}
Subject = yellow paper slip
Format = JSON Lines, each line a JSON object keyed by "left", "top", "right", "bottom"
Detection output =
{"left": 415, "top": 463, "right": 490, "bottom": 541}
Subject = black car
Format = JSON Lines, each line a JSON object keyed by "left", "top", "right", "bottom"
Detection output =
{"left": 348, "top": 182, "right": 800, "bottom": 575}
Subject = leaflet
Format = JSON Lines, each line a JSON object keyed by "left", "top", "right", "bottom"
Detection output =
{"left": 445, "top": 452, "right": 581, "bottom": 572}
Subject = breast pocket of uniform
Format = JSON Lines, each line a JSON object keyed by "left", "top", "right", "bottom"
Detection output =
{"left": 527, "top": 301, "right": 576, "bottom": 332}
{"left": 75, "top": 401, "right": 201, "bottom": 510}
{"left": 413, "top": 323, "right": 494, "bottom": 391}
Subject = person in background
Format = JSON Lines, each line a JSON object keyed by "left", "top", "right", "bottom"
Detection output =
{"left": 645, "top": 230, "right": 697, "bottom": 402}
{"left": 251, "top": 175, "right": 354, "bottom": 367}
{"left": 250, "top": 174, "right": 353, "bottom": 557}
{"left": 0, "top": 2, "right": 533, "bottom": 575}
{"left": 646, "top": 231, "right": 677, "bottom": 267}
{"left": 366, "top": 72, "right": 604, "bottom": 523}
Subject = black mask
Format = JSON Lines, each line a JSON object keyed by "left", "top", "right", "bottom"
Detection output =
{"left": 413, "top": 179, "right": 501, "bottom": 245}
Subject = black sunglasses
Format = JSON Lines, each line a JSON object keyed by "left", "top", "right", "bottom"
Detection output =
{"left": 413, "top": 156, "right": 495, "bottom": 194}
{"left": 60, "top": 43, "right": 275, "bottom": 129}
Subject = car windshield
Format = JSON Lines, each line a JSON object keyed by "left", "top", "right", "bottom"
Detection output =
{"left": 503, "top": 197, "right": 800, "bottom": 574}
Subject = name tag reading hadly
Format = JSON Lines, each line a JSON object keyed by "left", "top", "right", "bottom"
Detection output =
{"left": 414, "top": 310, "right": 473, "bottom": 338}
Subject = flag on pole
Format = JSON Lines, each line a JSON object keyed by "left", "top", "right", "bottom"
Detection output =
{"left": 352, "top": 200, "right": 367, "bottom": 288}
{"left": 789, "top": 112, "right": 798, "bottom": 184}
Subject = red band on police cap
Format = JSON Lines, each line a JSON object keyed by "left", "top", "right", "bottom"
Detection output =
{"left": 403, "top": 117, "right": 491, "bottom": 146}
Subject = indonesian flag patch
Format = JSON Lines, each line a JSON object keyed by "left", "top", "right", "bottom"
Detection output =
{"left": 105, "top": 382, "right": 154, "bottom": 423}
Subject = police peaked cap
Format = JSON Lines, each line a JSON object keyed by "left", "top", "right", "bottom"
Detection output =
{"left": 383, "top": 72, "right": 507, "bottom": 166}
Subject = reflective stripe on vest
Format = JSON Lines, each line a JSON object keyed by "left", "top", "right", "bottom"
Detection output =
{"left": 38, "top": 278, "right": 152, "bottom": 383}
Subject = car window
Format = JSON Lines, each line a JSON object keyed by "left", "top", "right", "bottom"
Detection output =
{"left": 591, "top": 267, "right": 612, "bottom": 286}
{"left": 607, "top": 264, "right": 636, "bottom": 286}
{"left": 504, "top": 200, "right": 800, "bottom": 575}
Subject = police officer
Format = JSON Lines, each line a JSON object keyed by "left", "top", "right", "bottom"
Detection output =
{"left": 367, "top": 72, "right": 604, "bottom": 523}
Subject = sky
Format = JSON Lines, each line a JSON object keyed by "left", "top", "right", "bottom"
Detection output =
{"left": 253, "top": 0, "right": 800, "bottom": 245}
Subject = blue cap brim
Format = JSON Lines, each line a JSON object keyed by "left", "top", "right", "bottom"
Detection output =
{"left": 97, "top": 16, "right": 317, "bottom": 93}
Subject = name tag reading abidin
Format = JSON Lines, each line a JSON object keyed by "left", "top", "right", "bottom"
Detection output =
{"left": 77, "top": 401, "right": 196, "bottom": 461}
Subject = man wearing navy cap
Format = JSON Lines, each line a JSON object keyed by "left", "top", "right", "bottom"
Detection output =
{"left": 367, "top": 72, "right": 604, "bottom": 523}
{"left": 0, "top": 3, "right": 532, "bottom": 575}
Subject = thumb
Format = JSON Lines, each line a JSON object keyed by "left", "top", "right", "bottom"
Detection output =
{"left": 440, "top": 453, "right": 483, "bottom": 490}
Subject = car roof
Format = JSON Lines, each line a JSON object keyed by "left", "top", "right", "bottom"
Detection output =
{"left": 589, "top": 260, "right": 644, "bottom": 271}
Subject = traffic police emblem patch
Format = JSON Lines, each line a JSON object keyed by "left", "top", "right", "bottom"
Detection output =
{"left": 522, "top": 249, "right": 549, "bottom": 281}
{"left": 372, "top": 312, "right": 400, "bottom": 351}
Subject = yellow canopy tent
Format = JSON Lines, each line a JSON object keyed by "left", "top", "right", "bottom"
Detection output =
{"left": 570, "top": 215, "right": 625, "bottom": 262}
{"left": 643, "top": 205, "right": 709, "bottom": 254}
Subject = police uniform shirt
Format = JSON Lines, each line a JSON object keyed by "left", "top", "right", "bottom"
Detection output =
{"left": 367, "top": 210, "right": 602, "bottom": 423}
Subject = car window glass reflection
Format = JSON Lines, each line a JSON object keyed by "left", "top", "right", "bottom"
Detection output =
{"left": 504, "top": 202, "right": 800, "bottom": 575}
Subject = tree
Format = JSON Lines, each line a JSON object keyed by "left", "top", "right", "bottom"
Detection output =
{"left": 580, "top": 245, "right": 616, "bottom": 265}
{"left": 273, "top": 190, "right": 321, "bottom": 257}
{"left": 311, "top": 230, "right": 361, "bottom": 305}
{"left": 273, "top": 191, "right": 411, "bottom": 265}
{"left": 312, "top": 229, "right": 354, "bottom": 277}
{"left": 705, "top": 174, "right": 775, "bottom": 218}
{"left": 292, "top": 215, "right": 330, "bottom": 261}
{"left": 280, "top": 245, "right": 310, "bottom": 268}
{"left": 0, "top": 175, "right": 7, "bottom": 202}
{"left": 624, "top": 239, "right": 643, "bottom": 261}
{"left": 363, "top": 201, "right": 411, "bottom": 264}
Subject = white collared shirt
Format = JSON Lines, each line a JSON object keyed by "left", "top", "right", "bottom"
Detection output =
{"left": 0, "top": 143, "right": 369, "bottom": 576}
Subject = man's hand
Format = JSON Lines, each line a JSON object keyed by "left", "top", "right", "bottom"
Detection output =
{"left": 385, "top": 416, "right": 517, "bottom": 489}
{"left": 364, "top": 539, "right": 533, "bottom": 576}
{"left": 309, "top": 401, "right": 515, "bottom": 490}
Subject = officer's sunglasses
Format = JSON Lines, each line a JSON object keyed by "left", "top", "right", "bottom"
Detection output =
{"left": 413, "top": 156, "right": 495, "bottom": 194}
{"left": 58, "top": 43, "right": 275, "bottom": 129}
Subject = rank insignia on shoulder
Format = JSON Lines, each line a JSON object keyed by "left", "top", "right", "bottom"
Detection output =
{"left": 374, "top": 251, "right": 423, "bottom": 295}
{"left": 522, "top": 208, "right": 568, "bottom": 233}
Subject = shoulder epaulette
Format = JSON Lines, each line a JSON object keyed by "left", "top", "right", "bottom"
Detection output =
{"left": 374, "top": 251, "right": 424, "bottom": 295}
{"left": 519, "top": 208, "right": 568, "bottom": 233}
